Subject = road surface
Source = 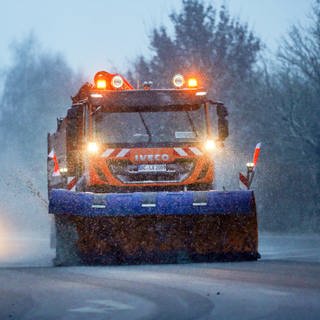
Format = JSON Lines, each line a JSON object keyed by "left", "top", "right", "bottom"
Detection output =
{"left": 0, "top": 234, "right": 319, "bottom": 319}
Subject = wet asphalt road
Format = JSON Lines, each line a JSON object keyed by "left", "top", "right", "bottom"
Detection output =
{"left": 0, "top": 234, "right": 319, "bottom": 320}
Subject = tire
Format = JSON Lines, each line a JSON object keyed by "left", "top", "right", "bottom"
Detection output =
{"left": 53, "top": 215, "right": 82, "bottom": 266}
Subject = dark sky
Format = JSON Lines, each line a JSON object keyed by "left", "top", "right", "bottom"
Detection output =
{"left": 0, "top": 0, "right": 313, "bottom": 78}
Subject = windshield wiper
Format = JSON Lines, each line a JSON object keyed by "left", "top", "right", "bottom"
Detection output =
{"left": 185, "top": 111, "right": 199, "bottom": 138}
{"left": 90, "top": 106, "right": 101, "bottom": 116}
{"left": 138, "top": 112, "right": 152, "bottom": 143}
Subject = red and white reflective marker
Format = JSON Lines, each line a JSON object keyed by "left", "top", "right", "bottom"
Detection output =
{"left": 239, "top": 142, "right": 262, "bottom": 190}
{"left": 48, "top": 148, "right": 61, "bottom": 177}
{"left": 239, "top": 172, "right": 249, "bottom": 189}
{"left": 253, "top": 142, "right": 261, "bottom": 167}
{"left": 67, "top": 176, "right": 77, "bottom": 191}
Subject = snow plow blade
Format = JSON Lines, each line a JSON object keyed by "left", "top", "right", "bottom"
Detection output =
{"left": 49, "top": 189, "right": 259, "bottom": 265}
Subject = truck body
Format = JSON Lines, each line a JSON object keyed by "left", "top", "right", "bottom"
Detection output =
{"left": 48, "top": 71, "right": 258, "bottom": 265}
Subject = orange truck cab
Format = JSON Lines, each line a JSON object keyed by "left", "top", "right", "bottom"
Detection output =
{"left": 48, "top": 71, "right": 229, "bottom": 194}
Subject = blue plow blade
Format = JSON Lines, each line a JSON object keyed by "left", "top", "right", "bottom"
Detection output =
{"left": 49, "top": 189, "right": 255, "bottom": 217}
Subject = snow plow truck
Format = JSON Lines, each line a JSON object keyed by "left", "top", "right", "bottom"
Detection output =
{"left": 48, "top": 71, "right": 259, "bottom": 265}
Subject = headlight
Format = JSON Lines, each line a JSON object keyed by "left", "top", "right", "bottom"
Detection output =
{"left": 59, "top": 167, "right": 68, "bottom": 174}
{"left": 204, "top": 139, "right": 216, "bottom": 151}
{"left": 246, "top": 162, "right": 255, "bottom": 172}
{"left": 87, "top": 142, "right": 99, "bottom": 153}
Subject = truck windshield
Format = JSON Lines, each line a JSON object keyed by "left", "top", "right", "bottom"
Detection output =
{"left": 94, "top": 105, "right": 207, "bottom": 144}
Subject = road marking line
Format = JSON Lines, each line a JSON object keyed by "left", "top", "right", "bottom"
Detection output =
{"left": 69, "top": 299, "right": 134, "bottom": 314}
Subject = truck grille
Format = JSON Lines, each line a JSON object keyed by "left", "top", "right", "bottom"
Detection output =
{"left": 108, "top": 159, "right": 195, "bottom": 184}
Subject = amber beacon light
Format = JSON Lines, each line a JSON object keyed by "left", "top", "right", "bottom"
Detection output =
{"left": 96, "top": 79, "right": 107, "bottom": 89}
{"left": 187, "top": 78, "right": 198, "bottom": 88}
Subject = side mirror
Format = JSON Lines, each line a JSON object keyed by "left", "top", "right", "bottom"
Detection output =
{"left": 217, "top": 104, "right": 229, "bottom": 141}
{"left": 66, "top": 104, "right": 84, "bottom": 176}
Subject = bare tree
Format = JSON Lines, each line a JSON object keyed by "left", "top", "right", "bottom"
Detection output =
{"left": 251, "top": 1, "right": 320, "bottom": 231}
{"left": 279, "top": 0, "right": 320, "bottom": 88}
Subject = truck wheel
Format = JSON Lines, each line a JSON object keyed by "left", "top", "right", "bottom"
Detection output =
{"left": 53, "top": 215, "right": 81, "bottom": 266}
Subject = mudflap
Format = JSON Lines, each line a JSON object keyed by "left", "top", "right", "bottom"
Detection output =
{"left": 49, "top": 189, "right": 259, "bottom": 265}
